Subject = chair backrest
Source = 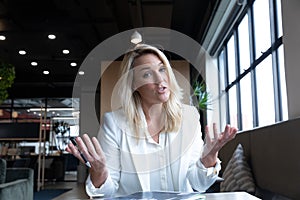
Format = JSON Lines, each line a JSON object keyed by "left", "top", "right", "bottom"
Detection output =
{"left": 12, "top": 158, "right": 31, "bottom": 168}
{"left": 0, "top": 158, "right": 6, "bottom": 183}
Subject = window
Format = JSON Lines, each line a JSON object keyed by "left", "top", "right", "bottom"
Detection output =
{"left": 278, "top": 45, "right": 288, "bottom": 120}
{"left": 253, "top": 0, "right": 271, "bottom": 59}
{"left": 226, "top": 36, "right": 238, "bottom": 128}
{"left": 217, "top": 0, "right": 287, "bottom": 130}
{"left": 256, "top": 56, "right": 275, "bottom": 126}
{"left": 276, "top": 0, "right": 283, "bottom": 37}
{"left": 238, "top": 14, "right": 253, "bottom": 130}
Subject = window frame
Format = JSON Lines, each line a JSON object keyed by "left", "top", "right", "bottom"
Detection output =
{"left": 216, "top": 0, "right": 286, "bottom": 130}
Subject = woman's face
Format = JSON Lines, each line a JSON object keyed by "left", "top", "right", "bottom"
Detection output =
{"left": 133, "top": 53, "right": 170, "bottom": 106}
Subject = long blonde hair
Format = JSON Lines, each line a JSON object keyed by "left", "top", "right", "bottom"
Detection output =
{"left": 118, "top": 44, "right": 183, "bottom": 139}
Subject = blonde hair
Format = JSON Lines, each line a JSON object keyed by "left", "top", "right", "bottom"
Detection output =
{"left": 118, "top": 44, "right": 183, "bottom": 139}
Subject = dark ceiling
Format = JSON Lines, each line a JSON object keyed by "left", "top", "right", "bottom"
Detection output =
{"left": 0, "top": 0, "right": 217, "bottom": 99}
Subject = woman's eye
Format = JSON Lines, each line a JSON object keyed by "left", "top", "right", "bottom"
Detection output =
{"left": 143, "top": 72, "right": 152, "bottom": 78}
{"left": 159, "top": 66, "right": 167, "bottom": 73}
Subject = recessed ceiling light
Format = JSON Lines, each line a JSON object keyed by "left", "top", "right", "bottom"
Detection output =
{"left": 62, "top": 49, "right": 70, "bottom": 54}
{"left": 78, "top": 71, "right": 84, "bottom": 75}
{"left": 31, "top": 61, "right": 38, "bottom": 66}
{"left": 19, "top": 50, "right": 26, "bottom": 55}
{"left": 70, "top": 62, "right": 77, "bottom": 67}
{"left": 48, "top": 34, "right": 56, "bottom": 39}
{"left": 0, "top": 35, "right": 6, "bottom": 40}
{"left": 43, "top": 70, "right": 49, "bottom": 75}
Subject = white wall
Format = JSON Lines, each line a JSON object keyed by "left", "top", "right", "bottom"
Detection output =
{"left": 281, "top": 0, "right": 300, "bottom": 119}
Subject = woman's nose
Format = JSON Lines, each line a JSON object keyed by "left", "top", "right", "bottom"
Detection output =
{"left": 153, "top": 72, "right": 164, "bottom": 83}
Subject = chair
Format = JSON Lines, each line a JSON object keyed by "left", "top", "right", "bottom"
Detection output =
{"left": 0, "top": 158, "right": 34, "bottom": 200}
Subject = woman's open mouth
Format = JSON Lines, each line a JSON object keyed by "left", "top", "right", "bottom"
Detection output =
{"left": 157, "top": 86, "right": 167, "bottom": 94}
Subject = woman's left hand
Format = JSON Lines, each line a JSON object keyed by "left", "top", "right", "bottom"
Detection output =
{"left": 201, "top": 123, "right": 238, "bottom": 168}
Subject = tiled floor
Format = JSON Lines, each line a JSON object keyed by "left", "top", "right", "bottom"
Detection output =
{"left": 49, "top": 182, "right": 89, "bottom": 200}
{"left": 41, "top": 171, "right": 90, "bottom": 200}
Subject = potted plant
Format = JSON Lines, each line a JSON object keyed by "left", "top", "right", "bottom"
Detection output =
{"left": 191, "top": 80, "right": 213, "bottom": 139}
{"left": 0, "top": 60, "right": 16, "bottom": 104}
{"left": 191, "top": 80, "right": 212, "bottom": 112}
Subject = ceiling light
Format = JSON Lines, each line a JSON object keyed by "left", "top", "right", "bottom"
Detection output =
{"left": 63, "top": 49, "right": 70, "bottom": 54}
{"left": 72, "top": 111, "right": 80, "bottom": 116}
{"left": 78, "top": 71, "right": 84, "bottom": 75}
{"left": 43, "top": 70, "right": 49, "bottom": 75}
{"left": 29, "top": 108, "right": 75, "bottom": 111}
{"left": 48, "top": 34, "right": 56, "bottom": 39}
{"left": 52, "top": 117, "right": 78, "bottom": 120}
{"left": 131, "top": 30, "right": 142, "bottom": 44}
{"left": 19, "top": 50, "right": 26, "bottom": 55}
{"left": 49, "top": 108, "right": 75, "bottom": 111}
{"left": 70, "top": 62, "right": 77, "bottom": 67}
{"left": 31, "top": 61, "right": 38, "bottom": 66}
{"left": 0, "top": 35, "right": 6, "bottom": 40}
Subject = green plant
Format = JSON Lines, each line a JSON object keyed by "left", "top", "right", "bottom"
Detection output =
{"left": 0, "top": 61, "right": 16, "bottom": 104}
{"left": 191, "top": 80, "right": 212, "bottom": 111}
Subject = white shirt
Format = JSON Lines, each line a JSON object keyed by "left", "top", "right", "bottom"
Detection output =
{"left": 85, "top": 105, "right": 221, "bottom": 198}
{"left": 148, "top": 132, "right": 178, "bottom": 191}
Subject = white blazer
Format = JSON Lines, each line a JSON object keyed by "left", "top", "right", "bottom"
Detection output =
{"left": 85, "top": 104, "right": 220, "bottom": 197}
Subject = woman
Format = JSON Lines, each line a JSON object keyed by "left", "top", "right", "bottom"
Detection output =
{"left": 66, "top": 44, "right": 237, "bottom": 197}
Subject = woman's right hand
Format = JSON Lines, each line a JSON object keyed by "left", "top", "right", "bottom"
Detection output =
{"left": 65, "top": 133, "right": 108, "bottom": 188}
